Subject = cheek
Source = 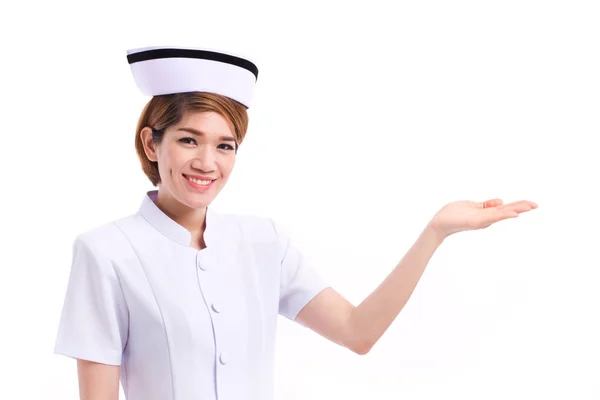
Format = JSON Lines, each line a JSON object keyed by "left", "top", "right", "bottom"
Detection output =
{"left": 221, "top": 157, "right": 235, "bottom": 177}
{"left": 158, "top": 147, "right": 185, "bottom": 180}
{"left": 165, "top": 147, "right": 188, "bottom": 169}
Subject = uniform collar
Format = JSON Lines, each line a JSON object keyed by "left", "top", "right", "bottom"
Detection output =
{"left": 138, "top": 190, "right": 216, "bottom": 248}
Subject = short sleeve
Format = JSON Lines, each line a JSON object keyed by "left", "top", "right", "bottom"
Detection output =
{"left": 54, "top": 235, "right": 129, "bottom": 365}
{"left": 271, "top": 220, "right": 330, "bottom": 321}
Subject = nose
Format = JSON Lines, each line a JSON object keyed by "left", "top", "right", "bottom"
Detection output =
{"left": 190, "top": 145, "right": 217, "bottom": 172}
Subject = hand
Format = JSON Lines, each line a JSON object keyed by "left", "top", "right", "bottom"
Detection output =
{"left": 429, "top": 198, "right": 538, "bottom": 239}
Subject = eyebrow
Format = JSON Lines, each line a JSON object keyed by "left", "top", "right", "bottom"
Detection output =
{"left": 177, "top": 127, "right": 237, "bottom": 142}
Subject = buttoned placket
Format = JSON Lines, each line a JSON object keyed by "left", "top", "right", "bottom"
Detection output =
{"left": 196, "top": 251, "right": 229, "bottom": 380}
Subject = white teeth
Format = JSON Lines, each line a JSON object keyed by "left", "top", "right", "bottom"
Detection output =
{"left": 186, "top": 176, "right": 213, "bottom": 185}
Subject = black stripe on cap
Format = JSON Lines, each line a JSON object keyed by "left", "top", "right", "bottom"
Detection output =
{"left": 127, "top": 48, "right": 259, "bottom": 80}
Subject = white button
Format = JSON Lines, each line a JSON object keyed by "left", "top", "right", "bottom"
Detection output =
{"left": 211, "top": 303, "right": 221, "bottom": 313}
{"left": 219, "top": 352, "right": 228, "bottom": 365}
{"left": 198, "top": 262, "right": 208, "bottom": 271}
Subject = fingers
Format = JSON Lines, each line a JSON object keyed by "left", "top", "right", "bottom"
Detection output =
{"left": 479, "top": 199, "right": 538, "bottom": 228}
{"left": 497, "top": 200, "right": 538, "bottom": 212}
{"left": 486, "top": 202, "right": 536, "bottom": 224}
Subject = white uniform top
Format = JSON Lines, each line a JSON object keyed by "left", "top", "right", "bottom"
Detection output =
{"left": 54, "top": 190, "right": 329, "bottom": 400}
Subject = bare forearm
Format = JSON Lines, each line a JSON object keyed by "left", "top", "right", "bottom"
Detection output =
{"left": 350, "top": 223, "right": 445, "bottom": 353}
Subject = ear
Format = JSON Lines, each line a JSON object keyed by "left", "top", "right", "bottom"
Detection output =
{"left": 140, "top": 127, "right": 158, "bottom": 162}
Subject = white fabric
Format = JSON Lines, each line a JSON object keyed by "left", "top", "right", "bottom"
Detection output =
{"left": 54, "top": 190, "right": 329, "bottom": 400}
{"left": 127, "top": 46, "right": 257, "bottom": 107}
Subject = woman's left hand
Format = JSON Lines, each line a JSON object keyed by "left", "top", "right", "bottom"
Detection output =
{"left": 429, "top": 198, "right": 538, "bottom": 239}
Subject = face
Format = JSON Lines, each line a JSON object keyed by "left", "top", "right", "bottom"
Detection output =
{"left": 142, "top": 111, "right": 237, "bottom": 210}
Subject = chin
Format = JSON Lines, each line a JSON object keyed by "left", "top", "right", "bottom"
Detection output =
{"left": 181, "top": 195, "right": 214, "bottom": 210}
{"left": 168, "top": 178, "right": 225, "bottom": 209}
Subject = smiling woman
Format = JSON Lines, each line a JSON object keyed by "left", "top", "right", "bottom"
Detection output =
{"left": 53, "top": 45, "right": 538, "bottom": 400}
{"left": 53, "top": 47, "right": 331, "bottom": 400}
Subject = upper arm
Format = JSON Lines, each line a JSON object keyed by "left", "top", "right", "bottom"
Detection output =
{"left": 77, "top": 359, "right": 120, "bottom": 400}
{"left": 55, "top": 234, "right": 129, "bottom": 365}
{"left": 271, "top": 219, "right": 330, "bottom": 321}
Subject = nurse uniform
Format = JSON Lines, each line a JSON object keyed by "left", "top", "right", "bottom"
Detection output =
{"left": 54, "top": 47, "right": 329, "bottom": 400}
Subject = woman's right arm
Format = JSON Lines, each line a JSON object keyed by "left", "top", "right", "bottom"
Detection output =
{"left": 54, "top": 235, "right": 129, "bottom": 399}
{"left": 77, "top": 359, "right": 120, "bottom": 400}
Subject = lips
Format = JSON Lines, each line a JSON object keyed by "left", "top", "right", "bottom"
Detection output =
{"left": 183, "top": 174, "right": 215, "bottom": 184}
{"left": 183, "top": 174, "right": 216, "bottom": 191}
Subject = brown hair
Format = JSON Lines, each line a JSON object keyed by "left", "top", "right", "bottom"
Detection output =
{"left": 135, "top": 92, "right": 249, "bottom": 186}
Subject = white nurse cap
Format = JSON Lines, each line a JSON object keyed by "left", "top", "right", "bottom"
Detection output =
{"left": 126, "top": 46, "right": 259, "bottom": 108}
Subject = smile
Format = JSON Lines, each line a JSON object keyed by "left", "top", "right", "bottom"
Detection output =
{"left": 183, "top": 174, "right": 216, "bottom": 190}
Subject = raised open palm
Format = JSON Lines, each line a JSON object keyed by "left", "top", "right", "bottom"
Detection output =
{"left": 430, "top": 198, "right": 538, "bottom": 238}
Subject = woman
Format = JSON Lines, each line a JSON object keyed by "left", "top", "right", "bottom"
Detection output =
{"left": 54, "top": 46, "right": 538, "bottom": 400}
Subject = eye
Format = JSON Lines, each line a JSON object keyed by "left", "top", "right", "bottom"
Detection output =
{"left": 179, "top": 137, "right": 197, "bottom": 145}
{"left": 218, "top": 143, "right": 235, "bottom": 151}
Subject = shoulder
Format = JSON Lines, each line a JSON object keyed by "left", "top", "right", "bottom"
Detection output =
{"left": 73, "top": 214, "right": 140, "bottom": 260}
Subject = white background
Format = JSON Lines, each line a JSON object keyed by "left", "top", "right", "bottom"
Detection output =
{"left": 1, "top": 0, "right": 599, "bottom": 399}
